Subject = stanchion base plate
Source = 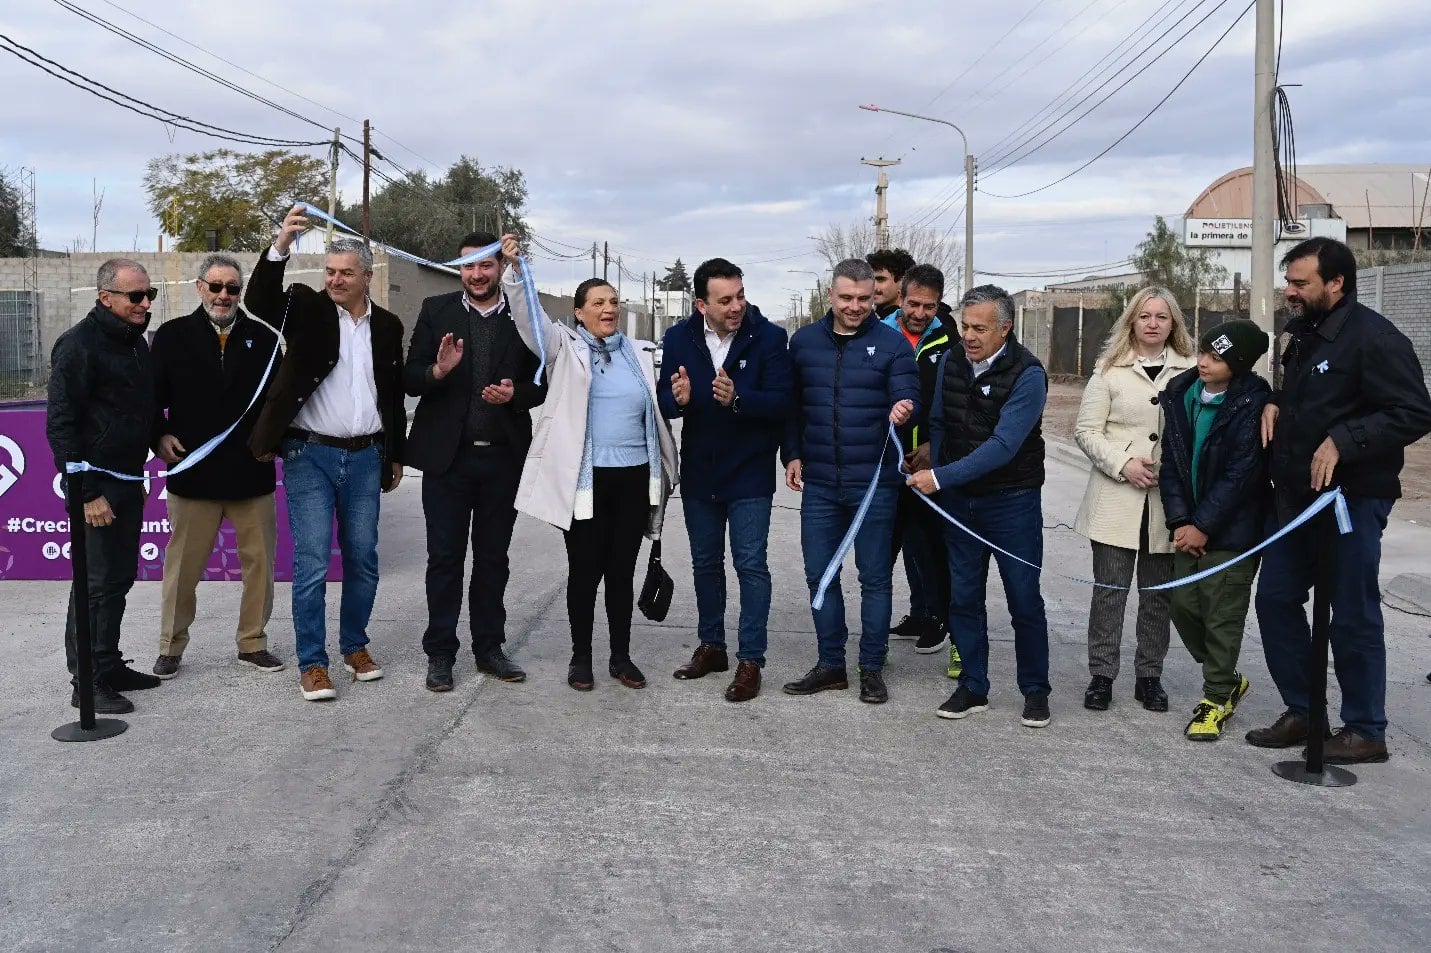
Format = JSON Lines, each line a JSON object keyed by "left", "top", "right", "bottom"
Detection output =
{"left": 51, "top": 718, "right": 129, "bottom": 742}
{"left": 1272, "top": 760, "right": 1357, "bottom": 787}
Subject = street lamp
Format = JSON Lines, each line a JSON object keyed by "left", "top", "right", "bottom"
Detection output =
{"left": 859, "top": 103, "right": 975, "bottom": 294}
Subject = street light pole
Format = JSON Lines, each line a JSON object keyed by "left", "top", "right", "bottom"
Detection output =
{"left": 788, "top": 269, "right": 825, "bottom": 327}
{"left": 860, "top": 104, "right": 974, "bottom": 294}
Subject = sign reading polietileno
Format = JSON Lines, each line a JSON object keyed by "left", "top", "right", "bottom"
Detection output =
{"left": 1184, "top": 218, "right": 1311, "bottom": 247}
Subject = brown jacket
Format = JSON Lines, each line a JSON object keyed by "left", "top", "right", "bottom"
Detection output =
{"left": 244, "top": 249, "right": 406, "bottom": 489}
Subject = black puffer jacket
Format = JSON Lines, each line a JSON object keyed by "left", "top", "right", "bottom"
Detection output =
{"left": 1158, "top": 367, "right": 1271, "bottom": 552}
{"left": 46, "top": 303, "right": 158, "bottom": 502}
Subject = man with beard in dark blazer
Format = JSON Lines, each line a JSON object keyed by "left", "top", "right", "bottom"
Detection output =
{"left": 403, "top": 232, "right": 547, "bottom": 693}
{"left": 150, "top": 252, "right": 285, "bottom": 681}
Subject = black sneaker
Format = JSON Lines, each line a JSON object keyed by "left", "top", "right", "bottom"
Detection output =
{"left": 936, "top": 685, "right": 989, "bottom": 720}
{"left": 858, "top": 669, "right": 888, "bottom": 704}
{"left": 568, "top": 657, "right": 595, "bottom": 691}
{"left": 71, "top": 684, "right": 135, "bottom": 715}
{"left": 237, "top": 649, "right": 286, "bottom": 672}
{"left": 890, "top": 615, "right": 921, "bottom": 639}
{"left": 425, "top": 656, "right": 454, "bottom": 693}
{"left": 153, "top": 654, "right": 181, "bottom": 680}
{"left": 106, "top": 663, "right": 162, "bottom": 692}
{"left": 1021, "top": 692, "right": 1052, "bottom": 728}
{"left": 782, "top": 665, "right": 849, "bottom": 695}
{"left": 913, "top": 621, "right": 947, "bottom": 654}
{"left": 475, "top": 648, "right": 526, "bottom": 683}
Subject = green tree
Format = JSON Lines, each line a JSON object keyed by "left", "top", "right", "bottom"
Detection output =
{"left": 1131, "top": 215, "right": 1228, "bottom": 308}
{"left": 0, "top": 172, "right": 34, "bottom": 256}
{"left": 144, "top": 149, "right": 329, "bottom": 251}
{"left": 364, "top": 155, "right": 529, "bottom": 263}
{"left": 660, "top": 258, "right": 691, "bottom": 292}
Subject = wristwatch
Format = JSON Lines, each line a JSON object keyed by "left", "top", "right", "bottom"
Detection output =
{"left": 731, "top": 393, "right": 741, "bottom": 414}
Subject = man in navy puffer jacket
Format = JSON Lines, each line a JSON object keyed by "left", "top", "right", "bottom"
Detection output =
{"left": 657, "top": 258, "right": 792, "bottom": 702}
{"left": 780, "top": 258, "right": 918, "bottom": 704}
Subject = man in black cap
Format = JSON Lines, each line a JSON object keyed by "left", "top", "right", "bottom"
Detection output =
{"left": 1248, "top": 237, "right": 1431, "bottom": 763}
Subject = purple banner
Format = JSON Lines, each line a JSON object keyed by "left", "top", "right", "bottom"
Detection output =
{"left": 0, "top": 401, "right": 340, "bottom": 582}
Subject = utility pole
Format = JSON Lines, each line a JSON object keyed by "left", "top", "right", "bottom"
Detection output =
{"left": 361, "top": 119, "right": 372, "bottom": 242}
{"left": 603, "top": 241, "right": 610, "bottom": 281}
{"left": 326, "top": 127, "right": 340, "bottom": 245}
{"left": 963, "top": 154, "right": 976, "bottom": 295}
{"left": 591, "top": 243, "right": 598, "bottom": 278}
{"left": 1250, "top": 0, "right": 1276, "bottom": 344}
{"left": 616, "top": 256, "right": 623, "bottom": 300}
{"left": 860, "top": 157, "right": 901, "bottom": 250}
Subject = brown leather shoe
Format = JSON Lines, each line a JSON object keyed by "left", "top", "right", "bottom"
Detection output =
{"left": 674, "top": 644, "right": 729, "bottom": 680}
{"left": 1320, "top": 728, "right": 1389, "bottom": 764}
{"left": 1244, "top": 708, "right": 1310, "bottom": 748}
{"left": 300, "top": 666, "right": 337, "bottom": 701}
{"left": 724, "top": 660, "right": 761, "bottom": 702}
{"left": 342, "top": 648, "right": 384, "bottom": 682}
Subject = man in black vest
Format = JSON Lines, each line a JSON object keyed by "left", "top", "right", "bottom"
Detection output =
{"left": 404, "top": 232, "right": 547, "bottom": 693}
{"left": 151, "top": 253, "right": 284, "bottom": 680}
{"left": 907, "top": 284, "right": 1052, "bottom": 728}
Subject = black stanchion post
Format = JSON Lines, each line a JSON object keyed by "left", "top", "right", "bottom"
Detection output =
{"left": 1273, "top": 507, "right": 1355, "bottom": 787}
{"left": 52, "top": 460, "right": 128, "bottom": 743}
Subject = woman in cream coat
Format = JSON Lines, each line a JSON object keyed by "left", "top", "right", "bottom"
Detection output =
{"left": 1073, "top": 287, "right": 1195, "bottom": 713}
{"left": 501, "top": 236, "right": 678, "bottom": 692}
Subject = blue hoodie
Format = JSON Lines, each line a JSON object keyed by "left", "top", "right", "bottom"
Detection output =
{"left": 782, "top": 311, "right": 919, "bottom": 489}
{"left": 656, "top": 304, "right": 792, "bottom": 501}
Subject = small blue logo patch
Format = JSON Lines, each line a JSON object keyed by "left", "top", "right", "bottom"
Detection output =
{"left": 1316, "top": 360, "right": 1330, "bottom": 374}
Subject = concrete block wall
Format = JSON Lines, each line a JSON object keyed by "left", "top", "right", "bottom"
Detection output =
{"left": 1361, "top": 263, "right": 1431, "bottom": 392}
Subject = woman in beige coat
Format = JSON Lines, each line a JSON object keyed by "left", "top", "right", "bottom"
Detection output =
{"left": 502, "top": 236, "right": 678, "bottom": 692}
{"left": 1073, "top": 287, "right": 1195, "bottom": 713}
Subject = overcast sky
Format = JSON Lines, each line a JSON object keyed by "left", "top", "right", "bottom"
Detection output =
{"left": 4, "top": 0, "right": 1429, "bottom": 315}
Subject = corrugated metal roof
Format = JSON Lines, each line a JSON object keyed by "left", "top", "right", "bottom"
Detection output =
{"left": 1186, "top": 164, "right": 1431, "bottom": 230}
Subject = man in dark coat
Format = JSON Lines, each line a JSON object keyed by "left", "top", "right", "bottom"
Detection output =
{"left": 657, "top": 257, "right": 791, "bottom": 702}
{"left": 781, "top": 258, "right": 918, "bottom": 705}
{"left": 1248, "top": 237, "right": 1431, "bottom": 763}
{"left": 150, "top": 253, "right": 284, "bottom": 681}
{"left": 246, "top": 205, "right": 407, "bottom": 703}
{"left": 46, "top": 258, "right": 165, "bottom": 713}
{"left": 403, "top": 232, "right": 547, "bottom": 692}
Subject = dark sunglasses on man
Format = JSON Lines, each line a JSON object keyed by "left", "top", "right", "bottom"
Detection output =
{"left": 204, "top": 281, "right": 243, "bottom": 296}
{"left": 104, "top": 287, "right": 159, "bottom": 304}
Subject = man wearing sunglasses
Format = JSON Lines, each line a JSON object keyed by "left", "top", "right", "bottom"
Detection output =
{"left": 46, "top": 258, "right": 166, "bottom": 714}
{"left": 149, "top": 254, "right": 285, "bottom": 682}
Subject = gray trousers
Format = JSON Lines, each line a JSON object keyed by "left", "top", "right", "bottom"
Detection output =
{"left": 1086, "top": 509, "right": 1173, "bottom": 679}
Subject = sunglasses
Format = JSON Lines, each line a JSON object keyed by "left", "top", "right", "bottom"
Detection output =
{"left": 104, "top": 287, "right": 159, "bottom": 304}
{"left": 204, "top": 281, "right": 243, "bottom": 296}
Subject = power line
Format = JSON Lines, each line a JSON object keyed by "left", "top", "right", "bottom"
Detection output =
{"left": 977, "top": 258, "right": 1134, "bottom": 278}
{"left": 982, "top": 0, "right": 1224, "bottom": 176}
{"left": 0, "top": 33, "right": 327, "bottom": 147}
{"left": 980, "top": 0, "right": 1256, "bottom": 200}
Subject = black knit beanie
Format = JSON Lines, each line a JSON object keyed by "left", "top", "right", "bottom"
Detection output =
{"left": 1199, "top": 319, "right": 1269, "bottom": 375}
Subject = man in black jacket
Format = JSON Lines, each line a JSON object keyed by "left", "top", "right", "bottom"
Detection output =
{"left": 403, "top": 232, "right": 546, "bottom": 692}
{"left": 150, "top": 253, "right": 285, "bottom": 681}
{"left": 246, "top": 206, "right": 407, "bottom": 703}
{"left": 46, "top": 258, "right": 165, "bottom": 713}
{"left": 1248, "top": 237, "right": 1431, "bottom": 763}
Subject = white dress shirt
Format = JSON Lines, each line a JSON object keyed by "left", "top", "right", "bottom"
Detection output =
{"left": 704, "top": 320, "right": 735, "bottom": 370}
{"left": 269, "top": 247, "right": 383, "bottom": 438}
{"left": 971, "top": 343, "right": 1008, "bottom": 379}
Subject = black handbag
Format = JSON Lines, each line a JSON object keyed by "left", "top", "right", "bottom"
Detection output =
{"left": 637, "top": 538, "right": 674, "bottom": 622}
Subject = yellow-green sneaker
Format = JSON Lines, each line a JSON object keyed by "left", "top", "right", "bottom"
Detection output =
{"left": 1185, "top": 699, "right": 1230, "bottom": 741}
{"left": 946, "top": 642, "right": 962, "bottom": 680}
{"left": 1227, "top": 673, "right": 1251, "bottom": 711}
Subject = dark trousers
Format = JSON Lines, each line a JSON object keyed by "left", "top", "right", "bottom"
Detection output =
{"left": 562, "top": 465, "right": 649, "bottom": 662}
{"left": 1255, "top": 498, "right": 1393, "bottom": 741}
{"left": 892, "top": 484, "right": 949, "bottom": 620}
{"left": 941, "top": 487, "right": 1051, "bottom": 698}
{"left": 64, "top": 480, "right": 143, "bottom": 683}
{"left": 421, "top": 444, "right": 522, "bottom": 661}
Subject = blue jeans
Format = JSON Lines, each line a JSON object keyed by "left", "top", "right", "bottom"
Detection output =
{"left": 281, "top": 439, "right": 382, "bottom": 671}
{"left": 1254, "top": 497, "right": 1393, "bottom": 741}
{"left": 800, "top": 481, "right": 898, "bottom": 672}
{"left": 940, "top": 487, "right": 1050, "bottom": 698}
{"left": 683, "top": 495, "right": 773, "bottom": 665}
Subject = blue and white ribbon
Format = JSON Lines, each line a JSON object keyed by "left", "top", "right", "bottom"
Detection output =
{"left": 295, "top": 203, "right": 547, "bottom": 383}
{"left": 810, "top": 421, "right": 1354, "bottom": 608}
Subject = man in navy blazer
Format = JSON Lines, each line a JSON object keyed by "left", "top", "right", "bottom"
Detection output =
{"left": 657, "top": 258, "right": 791, "bottom": 702}
{"left": 403, "top": 232, "right": 547, "bottom": 692}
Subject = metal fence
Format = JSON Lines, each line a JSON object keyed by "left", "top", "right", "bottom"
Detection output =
{"left": 0, "top": 290, "right": 42, "bottom": 400}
